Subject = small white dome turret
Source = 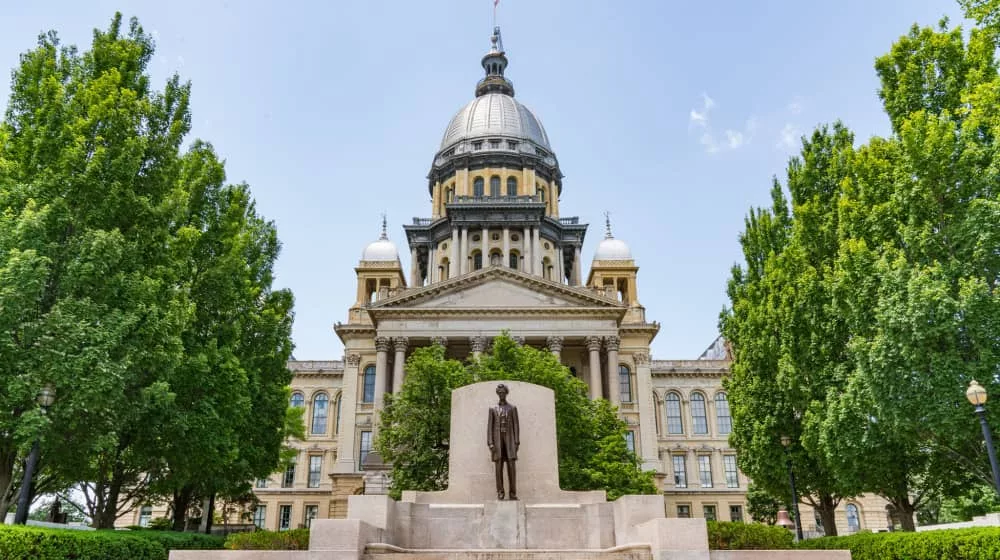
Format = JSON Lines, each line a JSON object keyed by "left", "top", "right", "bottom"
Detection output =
{"left": 361, "top": 216, "right": 399, "bottom": 262}
{"left": 592, "top": 213, "right": 633, "bottom": 261}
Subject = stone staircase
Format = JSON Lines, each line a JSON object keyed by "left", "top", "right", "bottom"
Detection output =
{"left": 363, "top": 544, "right": 654, "bottom": 560}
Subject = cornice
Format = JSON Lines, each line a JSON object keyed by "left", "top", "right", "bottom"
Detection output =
{"left": 288, "top": 360, "right": 344, "bottom": 372}
{"left": 370, "top": 307, "right": 627, "bottom": 320}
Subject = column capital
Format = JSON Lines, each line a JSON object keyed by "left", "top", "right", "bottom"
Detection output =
{"left": 393, "top": 337, "right": 409, "bottom": 352}
{"left": 375, "top": 336, "right": 392, "bottom": 353}
{"left": 604, "top": 335, "right": 621, "bottom": 352}
{"left": 586, "top": 335, "right": 603, "bottom": 352}
{"left": 511, "top": 336, "right": 526, "bottom": 346}
{"left": 346, "top": 353, "right": 362, "bottom": 367}
{"left": 634, "top": 352, "right": 650, "bottom": 366}
{"left": 546, "top": 336, "right": 564, "bottom": 354}
{"left": 469, "top": 336, "right": 487, "bottom": 353}
{"left": 431, "top": 336, "right": 449, "bottom": 348}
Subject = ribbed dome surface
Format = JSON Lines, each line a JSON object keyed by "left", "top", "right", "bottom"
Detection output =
{"left": 440, "top": 93, "right": 550, "bottom": 151}
{"left": 593, "top": 238, "right": 633, "bottom": 261}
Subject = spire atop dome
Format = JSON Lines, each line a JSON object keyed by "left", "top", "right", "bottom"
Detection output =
{"left": 604, "top": 211, "right": 614, "bottom": 239}
{"left": 379, "top": 213, "right": 388, "bottom": 240}
{"left": 476, "top": 26, "right": 515, "bottom": 97}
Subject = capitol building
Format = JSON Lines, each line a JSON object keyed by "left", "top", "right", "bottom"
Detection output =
{"left": 126, "top": 27, "right": 887, "bottom": 537}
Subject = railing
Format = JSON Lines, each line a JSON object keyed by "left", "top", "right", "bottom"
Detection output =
{"left": 288, "top": 360, "right": 344, "bottom": 371}
{"left": 411, "top": 217, "right": 433, "bottom": 226}
{"left": 450, "top": 195, "right": 542, "bottom": 204}
{"left": 558, "top": 217, "right": 580, "bottom": 225}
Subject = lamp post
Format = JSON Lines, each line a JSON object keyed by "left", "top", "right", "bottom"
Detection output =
{"left": 967, "top": 380, "right": 1000, "bottom": 498}
{"left": 13, "top": 384, "right": 55, "bottom": 525}
{"left": 780, "top": 435, "right": 804, "bottom": 542}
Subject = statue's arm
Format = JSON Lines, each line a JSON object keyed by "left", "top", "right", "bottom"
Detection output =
{"left": 487, "top": 407, "right": 495, "bottom": 448}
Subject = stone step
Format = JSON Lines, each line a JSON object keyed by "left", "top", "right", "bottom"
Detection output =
{"left": 363, "top": 543, "right": 653, "bottom": 560}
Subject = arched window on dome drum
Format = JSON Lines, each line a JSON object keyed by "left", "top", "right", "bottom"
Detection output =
{"left": 665, "top": 392, "right": 683, "bottom": 434}
{"left": 509, "top": 251, "right": 520, "bottom": 270}
{"left": 536, "top": 186, "right": 546, "bottom": 203}
{"left": 445, "top": 187, "right": 454, "bottom": 203}
{"left": 290, "top": 392, "right": 304, "bottom": 408}
{"left": 619, "top": 365, "right": 632, "bottom": 403}
{"left": 311, "top": 393, "right": 328, "bottom": 435}
{"left": 507, "top": 177, "right": 517, "bottom": 197}
{"left": 473, "top": 251, "right": 483, "bottom": 271}
{"left": 715, "top": 393, "right": 732, "bottom": 435}
{"left": 362, "top": 366, "right": 376, "bottom": 403}
{"left": 691, "top": 393, "right": 708, "bottom": 434}
{"left": 490, "top": 176, "right": 500, "bottom": 197}
{"left": 473, "top": 177, "right": 484, "bottom": 197}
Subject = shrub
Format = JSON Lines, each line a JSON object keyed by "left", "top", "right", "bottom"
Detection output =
{"left": 122, "top": 528, "right": 225, "bottom": 550}
{"left": 707, "top": 520, "right": 794, "bottom": 550}
{"left": 797, "top": 527, "right": 1000, "bottom": 560}
{"left": 225, "top": 528, "right": 310, "bottom": 550}
{"left": 0, "top": 525, "right": 224, "bottom": 560}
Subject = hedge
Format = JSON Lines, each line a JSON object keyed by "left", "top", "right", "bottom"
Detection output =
{"left": 0, "top": 525, "right": 224, "bottom": 560}
{"left": 224, "top": 529, "right": 310, "bottom": 550}
{"left": 797, "top": 527, "right": 1000, "bottom": 560}
{"left": 706, "top": 520, "right": 794, "bottom": 550}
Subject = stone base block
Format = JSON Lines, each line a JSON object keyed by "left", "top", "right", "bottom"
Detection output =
{"left": 632, "top": 518, "right": 710, "bottom": 560}
{"left": 309, "top": 518, "right": 383, "bottom": 560}
{"left": 709, "top": 552, "right": 851, "bottom": 560}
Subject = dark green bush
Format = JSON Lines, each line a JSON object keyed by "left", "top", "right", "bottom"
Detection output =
{"left": 797, "top": 527, "right": 1000, "bottom": 559}
{"left": 0, "top": 525, "right": 224, "bottom": 560}
{"left": 224, "top": 528, "right": 310, "bottom": 550}
{"left": 706, "top": 520, "right": 794, "bottom": 550}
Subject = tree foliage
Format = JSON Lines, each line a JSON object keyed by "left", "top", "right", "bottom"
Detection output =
{"left": 376, "top": 333, "right": 655, "bottom": 500}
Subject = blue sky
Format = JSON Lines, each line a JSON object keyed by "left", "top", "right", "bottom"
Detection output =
{"left": 0, "top": 0, "right": 968, "bottom": 360}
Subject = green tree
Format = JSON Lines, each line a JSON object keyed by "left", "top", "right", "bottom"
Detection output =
{"left": 745, "top": 483, "right": 782, "bottom": 525}
{"left": 377, "top": 334, "right": 655, "bottom": 500}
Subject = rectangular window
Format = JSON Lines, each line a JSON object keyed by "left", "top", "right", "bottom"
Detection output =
{"left": 619, "top": 367, "right": 632, "bottom": 403}
{"left": 703, "top": 505, "right": 717, "bottom": 521}
{"left": 359, "top": 431, "right": 372, "bottom": 471}
{"left": 676, "top": 505, "right": 691, "bottom": 518}
{"left": 138, "top": 506, "right": 152, "bottom": 527}
{"left": 253, "top": 505, "right": 266, "bottom": 529}
{"left": 625, "top": 431, "right": 635, "bottom": 453}
{"left": 308, "top": 455, "right": 323, "bottom": 488}
{"left": 724, "top": 455, "right": 739, "bottom": 488}
{"left": 666, "top": 395, "right": 683, "bottom": 434}
{"left": 730, "top": 505, "right": 744, "bottom": 522}
{"left": 304, "top": 505, "right": 319, "bottom": 529}
{"left": 672, "top": 455, "right": 687, "bottom": 488}
{"left": 282, "top": 458, "right": 296, "bottom": 488}
{"left": 278, "top": 505, "right": 291, "bottom": 531}
{"left": 362, "top": 367, "right": 376, "bottom": 403}
{"left": 698, "top": 455, "right": 713, "bottom": 488}
{"left": 255, "top": 478, "right": 268, "bottom": 489}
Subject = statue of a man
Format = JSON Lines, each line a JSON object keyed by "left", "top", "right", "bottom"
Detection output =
{"left": 487, "top": 383, "right": 519, "bottom": 500}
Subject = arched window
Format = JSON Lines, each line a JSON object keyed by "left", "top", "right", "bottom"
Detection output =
{"left": 619, "top": 365, "right": 632, "bottom": 403}
{"left": 846, "top": 504, "right": 861, "bottom": 533}
{"left": 290, "top": 392, "right": 304, "bottom": 408}
{"left": 490, "top": 176, "right": 500, "bottom": 197}
{"left": 311, "top": 393, "right": 328, "bottom": 435}
{"left": 691, "top": 393, "right": 708, "bottom": 434}
{"left": 507, "top": 177, "right": 517, "bottom": 196}
{"left": 715, "top": 393, "right": 732, "bottom": 435}
{"left": 509, "top": 251, "right": 520, "bottom": 270}
{"left": 445, "top": 187, "right": 454, "bottom": 203}
{"left": 473, "top": 251, "right": 483, "bottom": 270}
{"left": 473, "top": 177, "right": 484, "bottom": 197}
{"left": 490, "top": 251, "right": 502, "bottom": 266}
{"left": 362, "top": 365, "right": 376, "bottom": 403}
{"left": 334, "top": 394, "right": 342, "bottom": 434}
{"left": 665, "top": 392, "right": 683, "bottom": 434}
{"left": 536, "top": 186, "right": 546, "bottom": 203}
{"left": 542, "top": 257, "right": 551, "bottom": 279}
{"left": 440, "top": 258, "right": 450, "bottom": 280}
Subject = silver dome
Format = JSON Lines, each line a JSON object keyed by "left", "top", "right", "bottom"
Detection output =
{"left": 439, "top": 93, "right": 550, "bottom": 151}
{"left": 593, "top": 238, "right": 633, "bottom": 261}
{"left": 361, "top": 239, "right": 399, "bottom": 262}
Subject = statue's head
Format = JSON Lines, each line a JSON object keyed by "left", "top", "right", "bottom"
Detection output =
{"left": 496, "top": 384, "right": 509, "bottom": 398}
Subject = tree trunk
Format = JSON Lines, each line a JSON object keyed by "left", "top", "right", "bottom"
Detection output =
{"left": 0, "top": 446, "right": 19, "bottom": 523}
{"left": 94, "top": 471, "right": 124, "bottom": 528}
{"left": 888, "top": 495, "right": 917, "bottom": 532}
{"left": 816, "top": 494, "right": 839, "bottom": 537}
{"left": 172, "top": 485, "right": 195, "bottom": 532}
{"left": 201, "top": 493, "right": 215, "bottom": 534}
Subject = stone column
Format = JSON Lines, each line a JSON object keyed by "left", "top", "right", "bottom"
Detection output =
{"left": 470, "top": 336, "right": 487, "bottom": 359}
{"left": 634, "top": 352, "right": 660, "bottom": 470}
{"left": 461, "top": 228, "right": 469, "bottom": 274}
{"left": 546, "top": 336, "right": 564, "bottom": 362}
{"left": 511, "top": 336, "right": 526, "bottom": 346}
{"left": 586, "top": 336, "right": 603, "bottom": 400}
{"left": 572, "top": 245, "right": 582, "bottom": 286}
{"left": 555, "top": 245, "right": 564, "bottom": 284}
{"left": 451, "top": 229, "right": 460, "bottom": 279}
{"left": 605, "top": 335, "right": 621, "bottom": 407}
{"left": 482, "top": 227, "right": 489, "bottom": 265}
{"left": 333, "top": 354, "right": 361, "bottom": 473}
{"left": 391, "top": 337, "right": 408, "bottom": 394}
{"left": 373, "top": 336, "right": 391, "bottom": 416}
{"left": 502, "top": 227, "right": 510, "bottom": 267}
{"left": 523, "top": 226, "right": 532, "bottom": 274}
{"left": 533, "top": 227, "right": 542, "bottom": 275}
{"left": 428, "top": 246, "right": 436, "bottom": 283}
{"left": 410, "top": 247, "right": 419, "bottom": 287}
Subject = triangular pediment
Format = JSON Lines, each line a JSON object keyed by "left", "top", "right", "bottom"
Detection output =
{"left": 370, "top": 267, "right": 624, "bottom": 311}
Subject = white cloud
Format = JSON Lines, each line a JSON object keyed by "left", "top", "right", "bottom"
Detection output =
{"left": 689, "top": 93, "right": 714, "bottom": 128}
{"left": 688, "top": 93, "right": 754, "bottom": 153}
{"left": 777, "top": 123, "right": 799, "bottom": 150}
{"left": 787, "top": 99, "right": 803, "bottom": 115}
{"left": 725, "top": 129, "right": 745, "bottom": 149}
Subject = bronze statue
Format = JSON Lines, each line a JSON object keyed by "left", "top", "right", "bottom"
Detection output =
{"left": 487, "top": 383, "right": 519, "bottom": 500}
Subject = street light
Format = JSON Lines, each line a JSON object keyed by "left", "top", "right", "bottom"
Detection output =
{"left": 14, "top": 384, "right": 55, "bottom": 525}
{"left": 967, "top": 380, "right": 1000, "bottom": 498}
{"left": 780, "top": 435, "right": 804, "bottom": 542}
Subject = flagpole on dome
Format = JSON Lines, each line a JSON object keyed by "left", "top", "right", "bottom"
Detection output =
{"left": 492, "top": 0, "right": 500, "bottom": 30}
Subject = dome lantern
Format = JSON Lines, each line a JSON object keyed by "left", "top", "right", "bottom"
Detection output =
{"left": 361, "top": 215, "right": 400, "bottom": 262}
{"left": 593, "top": 213, "right": 633, "bottom": 262}
{"left": 475, "top": 27, "right": 514, "bottom": 97}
